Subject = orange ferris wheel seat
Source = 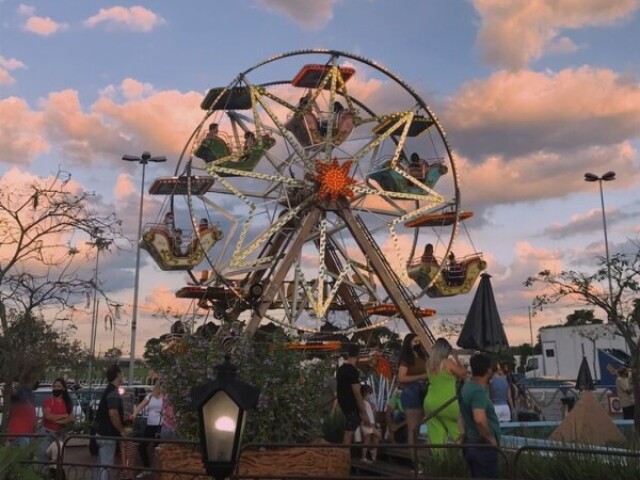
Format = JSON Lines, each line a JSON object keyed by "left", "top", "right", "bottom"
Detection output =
{"left": 365, "top": 304, "right": 436, "bottom": 317}
{"left": 291, "top": 64, "right": 356, "bottom": 88}
{"left": 404, "top": 211, "right": 474, "bottom": 228}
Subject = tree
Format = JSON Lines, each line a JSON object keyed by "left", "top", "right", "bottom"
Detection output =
{"left": 564, "top": 309, "right": 603, "bottom": 326}
{"left": 0, "top": 170, "right": 124, "bottom": 431}
{"left": 525, "top": 249, "right": 640, "bottom": 433}
{"left": 143, "top": 337, "right": 164, "bottom": 365}
{"left": 103, "top": 347, "right": 123, "bottom": 364}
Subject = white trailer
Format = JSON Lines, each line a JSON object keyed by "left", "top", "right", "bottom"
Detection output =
{"left": 525, "top": 324, "right": 630, "bottom": 381}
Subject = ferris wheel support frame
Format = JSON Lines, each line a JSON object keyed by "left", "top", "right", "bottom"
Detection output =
{"left": 338, "top": 207, "right": 434, "bottom": 350}
{"left": 245, "top": 206, "right": 322, "bottom": 335}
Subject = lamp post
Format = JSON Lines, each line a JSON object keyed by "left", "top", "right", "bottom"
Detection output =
{"left": 86, "top": 235, "right": 112, "bottom": 388}
{"left": 191, "top": 355, "right": 260, "bottom": 480}
{"left": 122, "top": 151, "right": 166, "bottom": 386}
{"left": 584, "top": 171, "right": 616, "bottom": 318}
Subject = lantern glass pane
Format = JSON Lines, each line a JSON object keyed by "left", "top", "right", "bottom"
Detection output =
{"left": 202, "top": 390, "right": 240, "bottom": 462}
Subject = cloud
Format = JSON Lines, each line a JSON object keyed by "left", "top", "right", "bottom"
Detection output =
{"left": 472, "top": 0, "right": 640, "bottom": 69}
{"left": 443, "top": 67, "right": 640, "bottom": 158}
{"left": 39, "top": 89, "right": 129, "bottom": 164}
{"left": 23, "top": 15, "right": 69, "bottom": 36}
{"left": 258, "top": 0, "right": 337, "bottom": 30}
{"left": 0, "top": 167, "right": 125, "bottom": 277}
{"left": 542, "top": 208, "right": 640, "bottom": 240}
{"left": 17, "top": 4, "right": 36, "bottom": 16}
{"left": 16, "top": 4, "right": 69, "bottom": 36}
{"left": 457, "top": 142, "right": 639, "bottom": 210}
{"left": 0, "top": 97, "right": 49, "bottom": 163}
{"left": 84, "top": 6, "right": 166, "bottom": 32}
{"left": 0, "top": 80, "right": 202, "bottom": 167}
{"left": 114, "top": 173, "right": 135, "bottom": 200}
{"left": 92, "top": 79, "right": 203, "bottom": 157}
{"left": 0, "top": 55, "right": 26, "bottom": 85}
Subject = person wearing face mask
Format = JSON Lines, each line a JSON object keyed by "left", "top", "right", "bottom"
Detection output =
{"left": 37, "top": 377, "right": 75, "bottom": 464}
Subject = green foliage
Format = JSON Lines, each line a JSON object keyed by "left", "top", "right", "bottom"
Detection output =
{"left": 143, "top": 337, "right": 163, "bottom": 364}
{"left": 151, "top": 328, "right": 334, "bottom": 444}
{"left": 0, "top": 312, "right": 74, "bottom": 378}
{"left": 515, "top": 450, "right": 640, "bottom": 480}
{"left": 564, "top": 309, "right": 603, "bottom": 326}
{"left": 321, "top": 412, "right": 346, "bottom": 444}
{"left": 0, "top": 443, "right": 43, "bottom": 480}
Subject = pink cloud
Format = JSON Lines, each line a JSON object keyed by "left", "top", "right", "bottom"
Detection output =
{"left": 39, "top": 89, "right": 126, "bottom": 164}
{"left": 0, "top": 97, "right": 49, "bottom": 163}
{"left": 543, "top": 207, "right": 640, "bottom": 240}
{"left": 258, "top": 0, "right": 337, "bottom": 30}
{"left": 23, "top": 15, "right": 69, "bottom": 36}
{"left": 0, "top": 79, "right": 203, "bottom": 167}
{"left": 114, "top": 173, "right": 135, "bottom": 200}
{"left": 84, "top": 6, "right": 166, "bottom": 32}
{"left": 444, "top": 67, "right": 640, "bottom": 157}
{"left": 93, "top": 83, "right": 203, "bottom": 156}
{"left": 472, "top": 0, "right": 640, "bottom": 69}
{"left": 456, "top": 142, "right": 639, "bottom": 209}
{"left": 120, "top": 78, "right": 155, "bottom": 100}
{"left": 0, "top": 55, "right": 26, "bottom": 85}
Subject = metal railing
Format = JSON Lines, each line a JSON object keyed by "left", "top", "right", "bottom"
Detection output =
{"left": 2, "top": 432, "right": 640, "bottom": 480}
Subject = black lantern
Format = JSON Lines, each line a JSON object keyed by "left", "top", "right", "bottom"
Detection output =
{"left": 191, "top": 354, "right": 260, "bottom": 480}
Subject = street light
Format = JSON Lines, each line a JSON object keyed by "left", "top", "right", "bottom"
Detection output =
{"left": 122, "top": 151, "right": 166, "bottom": 386}
{"left": 86, "top": 235, "right": 112, "bottom": 388}
{"left": 584, "top": 171, "right": 616, "bottom": 317}
{"left": 191, "top": 355, "right": 260, "bottom": 480}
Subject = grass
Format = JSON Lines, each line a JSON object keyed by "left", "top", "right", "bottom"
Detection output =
{"left": 513, "top": 449, "right": 640, "bottom": 480}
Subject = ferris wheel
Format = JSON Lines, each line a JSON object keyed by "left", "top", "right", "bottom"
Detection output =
{"left": 142, "top": 50, "right": 486, "bottom": 349}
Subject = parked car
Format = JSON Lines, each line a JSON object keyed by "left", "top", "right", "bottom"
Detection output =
{"left": 76, "top": 385, "right": 108, "bottom": 419}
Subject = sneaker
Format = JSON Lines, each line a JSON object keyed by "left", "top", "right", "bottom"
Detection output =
{"left": 135, "top": 472, "right": 150, "bottom": 479}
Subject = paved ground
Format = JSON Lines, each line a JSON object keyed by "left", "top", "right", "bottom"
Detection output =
{"left": 54, "top": 440, "right": 151, "bottom": 480}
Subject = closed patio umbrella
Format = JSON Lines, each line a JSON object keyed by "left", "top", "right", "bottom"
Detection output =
{"left": 576, "top": 356, "right": 595, "bottom": 391}
{"left": 457, "top": 273, "right": 509, "bottom": 353}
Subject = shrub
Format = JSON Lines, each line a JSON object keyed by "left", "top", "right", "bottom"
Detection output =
{"left": 151, "top": 328, "right": 334, "bottom": 444}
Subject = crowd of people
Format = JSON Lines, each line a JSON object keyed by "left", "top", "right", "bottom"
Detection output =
{"left": 3, "top": 341, "right": 636, "bottom": 479}
{"left": 335, "top": 335, "right": 637, "bottom": 478}
{"left": 335, "top": 338, "right": 507, "bottom": 476}
{"left": 4, "top": 364, "right": 176, "bottom": 479}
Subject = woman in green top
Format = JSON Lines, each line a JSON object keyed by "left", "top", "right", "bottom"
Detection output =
{"left": 423, "top": 338, "right": 467, "bottom": 445}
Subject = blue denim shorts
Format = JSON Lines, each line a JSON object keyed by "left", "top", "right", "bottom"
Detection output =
{"left": 401, "top": 382, "right": 425, "bottom": 409}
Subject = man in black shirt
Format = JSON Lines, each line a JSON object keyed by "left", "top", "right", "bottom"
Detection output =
{"left": 95, "top": 364, "right": 125, "bottom": 480}
{"left": 336, "top": 343, "right": 370, "bottom": 444}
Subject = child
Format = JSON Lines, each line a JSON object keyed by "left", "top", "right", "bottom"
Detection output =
{"left": 360, "top": 384, "right": 381, "bottom": 462}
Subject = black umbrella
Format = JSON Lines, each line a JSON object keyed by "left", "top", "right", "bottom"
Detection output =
{"left": 457, "top": 273, "right": 509, "bottom": 353}
{"left": 576, "top": 356, "right": 595, "bottom": 391}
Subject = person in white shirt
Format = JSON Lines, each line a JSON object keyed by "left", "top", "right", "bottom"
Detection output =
{"left": 358, "top": 384, "right": 381, "bottom": 462}
{"left": 131, "top": 382, "right": 165, "bottom": 474}
{"left": 616, "top": 367, "right": 635, "bottom": 420}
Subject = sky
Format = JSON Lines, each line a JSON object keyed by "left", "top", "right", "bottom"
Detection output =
{"left": 1, "top": 0, "right": 639, "bottom": 359}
